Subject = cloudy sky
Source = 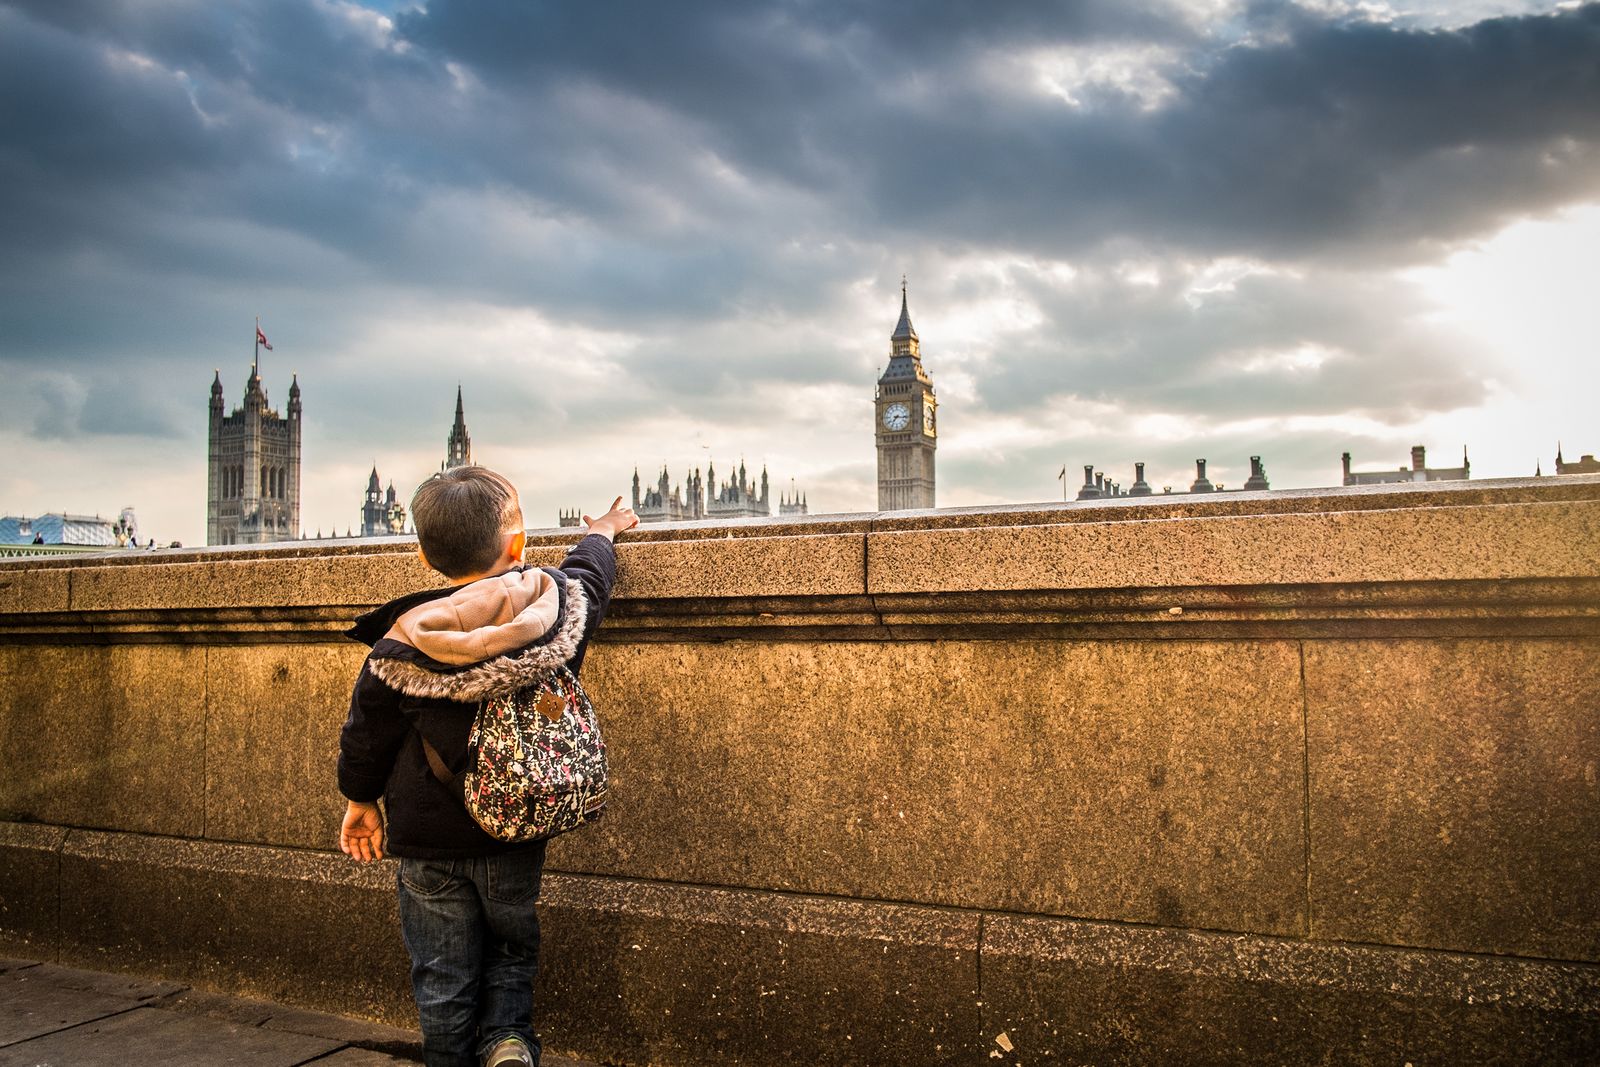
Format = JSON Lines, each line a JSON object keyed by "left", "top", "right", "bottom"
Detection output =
{"left": 2, "top": 0, "right": 1597, "bottom": 545}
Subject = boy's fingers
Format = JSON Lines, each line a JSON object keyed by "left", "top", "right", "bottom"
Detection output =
{"left": 611, "top": 496, "right": 623, "bottom": 511}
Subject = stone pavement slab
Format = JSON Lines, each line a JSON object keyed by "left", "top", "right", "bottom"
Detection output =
{"left": 0, "top": 1007, "right": 341, "bottom": 1065}
{"left": 0, "top": 969, "right": 144, "bottom": 1047}
{"left": 0, "top": 959, "right": 599, "bottom": 1066}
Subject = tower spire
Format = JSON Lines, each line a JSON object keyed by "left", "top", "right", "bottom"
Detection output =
{"left": 443, "top": 386, "right": 472, "bottom": 470}
{"left": 892, "top": 277, "right": 917, "bottom": 343}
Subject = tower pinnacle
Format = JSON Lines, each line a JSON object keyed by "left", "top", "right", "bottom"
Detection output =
{"left": 892, "top": 277, "right": 918, "bottom": 343}
{"left": 443, "top": 386, "right": 472, "bottom": 470}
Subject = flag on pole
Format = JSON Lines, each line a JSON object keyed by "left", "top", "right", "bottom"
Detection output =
{"left": 1057, "top": 465, "right": 1067, "bottom": 480}
{"left": 256, "top": 326, "right": 273, "bottom": 351}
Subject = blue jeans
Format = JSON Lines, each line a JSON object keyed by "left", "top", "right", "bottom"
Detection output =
{"left": 397, "top": 844, "right": 548, "bottom": 1067}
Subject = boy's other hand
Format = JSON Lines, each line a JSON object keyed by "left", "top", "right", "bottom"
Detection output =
{"left": 583, "top": 496, "right": 639, "bottom": 541}
{"left": 340, "top": 800, "right": 385, "bottom": 862}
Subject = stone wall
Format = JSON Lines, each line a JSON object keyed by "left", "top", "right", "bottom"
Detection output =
{"left": 2, "top": 476, "right": 1599, "bottom": 1065}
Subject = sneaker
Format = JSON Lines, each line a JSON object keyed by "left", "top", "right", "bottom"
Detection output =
{"left": 482, "top": 1034, "right": 536, "bottom": 1067}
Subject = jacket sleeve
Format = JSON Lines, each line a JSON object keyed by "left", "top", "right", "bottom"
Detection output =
{"left": 337, "top": 662, "right": 411, "bottom": 803}
{"left": 558, "top": 533, "right": 617, "bottom": 640}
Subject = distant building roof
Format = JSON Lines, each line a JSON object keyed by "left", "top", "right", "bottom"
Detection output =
{"left": 0, "top": 512, "right": 122, "bottom": 546}
{"left": 1555, "top": 445, "right": 1600, "bottom": 475}
{"left": 1342, "top": 445, "right": 1468, "bottom": 486}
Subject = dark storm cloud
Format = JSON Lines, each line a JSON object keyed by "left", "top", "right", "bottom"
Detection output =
{"left": 6, "top": 0, "right": 1597, "bottom": 343}
{"left": 394, "top": 0, "right": 1600, "bottom": 263}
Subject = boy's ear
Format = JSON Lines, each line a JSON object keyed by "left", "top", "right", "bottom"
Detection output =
{"left": 416, "top": 544, "right": 431, "bottom": 569}
{"left": 509, "top": 529, "right": 527, "bottom": 561}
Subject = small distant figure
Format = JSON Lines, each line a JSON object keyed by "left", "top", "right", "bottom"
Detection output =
{"left": 31, "top": 533, "right": 43, "bottom": 544}
{"left": 336, "top": 465, "right": 636, "bottom": 1066}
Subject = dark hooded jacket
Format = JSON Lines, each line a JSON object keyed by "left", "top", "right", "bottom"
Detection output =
{"left": 337, "top": 533, "right": 616, "bottom": 858}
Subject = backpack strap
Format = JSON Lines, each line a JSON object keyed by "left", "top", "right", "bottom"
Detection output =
{"left": 418, "top": 733, "right": 453, "bottom": 786}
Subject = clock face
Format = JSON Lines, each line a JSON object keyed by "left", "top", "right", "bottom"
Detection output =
{"left": 923, "top": 404, "right": 935, "bottom": 433}
{"left": 882, "top": 402, "right": 910, "bottom": 430}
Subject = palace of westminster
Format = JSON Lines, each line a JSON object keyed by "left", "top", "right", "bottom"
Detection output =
{"left": 202, "top": 287, "right": 935, "bottom": 546}
{"left": 200, "top": 288, "right": 1599, "bottom": 547}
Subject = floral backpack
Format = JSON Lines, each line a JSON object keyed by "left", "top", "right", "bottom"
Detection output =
{"left": 419, "top": 665, "right": 608, "bottom": 842}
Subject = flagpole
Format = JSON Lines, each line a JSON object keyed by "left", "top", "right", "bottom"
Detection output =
{"left": 254, "top": 316, "right": 259, "bottom": 378}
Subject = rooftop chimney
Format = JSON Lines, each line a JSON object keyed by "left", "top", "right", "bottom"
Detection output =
{"left": 1412, "top": 445, "right": 1426, "bottom": 472}
{"left": 1129, "top": 461, "right": 1152, "bottom": 497}
{"left": 1243, "top": 455, "right": 1270, "bottom": 492}
{"left": 1076, "top": 464, "right": 1101, "bottom": 501}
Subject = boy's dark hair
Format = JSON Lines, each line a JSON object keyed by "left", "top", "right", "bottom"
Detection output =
{"left": 411, "top": 466, "right": 523, "bottom": 578}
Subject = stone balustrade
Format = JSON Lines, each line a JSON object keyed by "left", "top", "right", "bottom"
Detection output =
{"left": 2, "top": 475, "right": 1598, "bottom": 1064}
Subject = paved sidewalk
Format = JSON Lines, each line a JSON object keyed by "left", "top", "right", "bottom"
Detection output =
{"left": 0, "top": 958, "right": 599, "bottom": 1066}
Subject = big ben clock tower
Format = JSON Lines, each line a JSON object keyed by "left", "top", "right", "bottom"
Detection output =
{"left": 875, "top": 281, "right": 936, "bottom": 510}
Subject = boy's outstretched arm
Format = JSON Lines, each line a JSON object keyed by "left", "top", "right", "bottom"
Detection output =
{"left": 582, "top": 496, "right": 638, "bottom": 542}
{"left": 555, "top": 497, "right": 635, "bottom": 646}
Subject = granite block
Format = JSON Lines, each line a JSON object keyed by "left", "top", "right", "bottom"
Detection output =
{"left": 538, "top": 875, "right": 980, "bottom": 1067}
{"left": 57, "top": 829, "right": 413, "bottom": 1027}
{"left": 981, "top": 912, "right": 1600, "bottom": 1066}
{"left": 554, "top": 639, "right": 1306, "bottom": 935}
{"left": 66, "top": 551, "right": 436, "bottom": 613}
{"left": 607, "top": 533, "right": 866, "bottom": 600}
{"left": 203, "top": 644, "right": 369, "bottom": 848}
{"left": 0, "top": 645, "right": 205, "bottom": 835}
{"left": 0, "top": 567, "right": 70, "bottom": 615}
{"left": 0, "top": 822, "right": 65, "bottom": 958}
{"left": 1305, "top": 637, "right": 1600, "bottom": 961}
{"left": 868, "top": 500, "right": 1600, "bottom": 594}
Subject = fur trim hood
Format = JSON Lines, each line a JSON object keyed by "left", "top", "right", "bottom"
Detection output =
{"left": 364, "top": 567, "right": 590, "bottom": 702}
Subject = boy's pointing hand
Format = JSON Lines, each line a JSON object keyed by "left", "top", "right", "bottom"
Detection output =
{"left": 583, "top": 496, "right": 639, "bottom": 541}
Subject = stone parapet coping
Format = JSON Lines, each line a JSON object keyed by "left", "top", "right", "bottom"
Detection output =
{"left": 2, "top": 476, "right": 1597, "bottom": 642}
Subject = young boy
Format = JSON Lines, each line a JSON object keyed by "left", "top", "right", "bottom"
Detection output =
{"left": 337, "top": 465, "right": 636, "bottom": 1067}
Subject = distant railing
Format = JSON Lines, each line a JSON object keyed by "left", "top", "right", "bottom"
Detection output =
{"left": 0, "top": 542, "right": 136, "bottom": 558}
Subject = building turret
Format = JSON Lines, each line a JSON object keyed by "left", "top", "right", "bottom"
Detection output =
{"left": 286, "top": 374, "right": 302, "bottom": 538}
{"left": 1189, "top": 459, "right": 1215, "bottom": 494}
{"left": 443, "top": 387, "right": 472, "bottom": 470}
{"left": 208, "top": 372, "right": 225, "bottom": 542}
